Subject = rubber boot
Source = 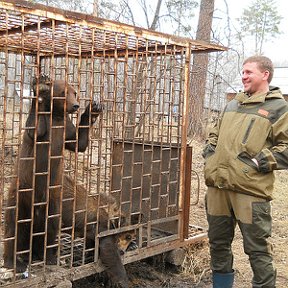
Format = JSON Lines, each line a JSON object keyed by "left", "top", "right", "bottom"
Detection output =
{"left": 212, "top": 270, "right": 234, "bottom": 288}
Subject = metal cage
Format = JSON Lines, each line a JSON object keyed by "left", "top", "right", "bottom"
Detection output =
{"left": 0, "top": 0, "right": 226, "bottom": 286}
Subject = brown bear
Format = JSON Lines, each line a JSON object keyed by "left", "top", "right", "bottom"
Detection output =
{"left": 98, "top": 222, "right": 139, "bottom": 288}
{"left": 62, "top": 174, "right": 138, "bottom": 288}
{"left": 4, "top": 74, "right": 103, "bottom": 273}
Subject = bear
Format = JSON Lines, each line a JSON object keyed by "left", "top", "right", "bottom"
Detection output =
{"left": 4, "top": 74, "right": 103, "bottom": 273}
{"left": 61, "top": 173, "right": 123, "bottom": 253}
{"left": 61, "top": 174, "right": 138, "bottom": 288}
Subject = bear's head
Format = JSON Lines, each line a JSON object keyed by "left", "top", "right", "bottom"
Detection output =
{"left": 32, "top": 75, "right": 79, "bottom": 115}
{"left": 117, "top": 230, "right": 137, "bottom": 255}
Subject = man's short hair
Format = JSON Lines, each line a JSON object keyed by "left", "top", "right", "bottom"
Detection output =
{"left": 243, "top": 55, "right": 274, "bottom": 83}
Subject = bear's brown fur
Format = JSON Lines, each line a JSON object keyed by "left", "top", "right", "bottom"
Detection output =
{"left": 61, "top": 174, "right": 122, "bottom": 245}
{"left": 62, "top": 174, "right": 137, "bottom": 288}
{"left": 4, "top": 75, "right": 103, "bottom": 272}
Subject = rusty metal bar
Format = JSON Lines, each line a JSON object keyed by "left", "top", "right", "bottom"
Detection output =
{"left": 183, "top": 145, "right": 192, "bottom": 239}
{"left": 179, "top": 43, "right": 191, "bottom": 241}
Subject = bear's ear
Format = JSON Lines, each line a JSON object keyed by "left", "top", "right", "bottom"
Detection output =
{"left": 32, "top": 74, "right": 51, "bottom": 97}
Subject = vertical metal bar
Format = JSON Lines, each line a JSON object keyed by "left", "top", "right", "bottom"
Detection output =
{"left": 75, "top": 24, "right": 84, "bottom": 265}
{"left": 108, "top": 34, "right": 120, "bottom": 226}
{"left": 157, "top": 46, "right": 165, "bottom": 217}
{"left": 151, "top": 43, "right": 160, "bottom": 222}
{"left": 166, "top": 48, "right": 175, "bottom": 219}
{"left": 134, "top": 39, "right": 145, "bottom": 227}
{"left": 65, "top": 22, "right": 76, "bottom": 267}
{"left": 123, "top": 36, "right": 133, "bottom": 222}
{"left": 43, "top": 18, "right": 55, "bottom": 270}
{"left": 0, "top": 10, "right": 9, "bottom": 276}
{"left": 85, "top": 26, "right": 96, "bottom": 264}
{"left": 183, "top": 145, "right": 192, "bottom": 238}
{"left": 102, "top": 31, "right": 111, "bottom": 196}
{"left": 27, "top": 14, "right": 39, "bottom": 275}
{"left": 179, "top": 44, "right": 191, "bottom": 241}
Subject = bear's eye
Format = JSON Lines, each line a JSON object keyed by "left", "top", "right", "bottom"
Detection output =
{"left": 126, "top": 235, "right": 132, "bottom": 241}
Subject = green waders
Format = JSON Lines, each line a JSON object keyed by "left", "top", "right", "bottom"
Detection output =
{"left": 206, "top": 187, "right": 276, "bottom": 288}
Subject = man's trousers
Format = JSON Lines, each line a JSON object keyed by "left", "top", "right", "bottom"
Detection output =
{"left": 205, "top": 187, "right": 276, "bottom": 288}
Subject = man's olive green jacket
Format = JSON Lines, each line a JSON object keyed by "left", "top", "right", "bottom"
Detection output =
{"left": 203, "top": 87, "right": 288, "bottom": 200}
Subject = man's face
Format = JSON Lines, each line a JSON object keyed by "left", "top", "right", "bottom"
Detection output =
{"left": 242, "top": 62, "right": 269, "bottom": 95}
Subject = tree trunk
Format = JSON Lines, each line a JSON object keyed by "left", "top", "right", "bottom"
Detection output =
{"left": 188, "top": 0, "right": 215, "bottom": 137}
{"left": 150, "top": 0, "right": 163, "bottom": 30}
{"left": 93, "top": 0, "right": 98, "bottom": 17}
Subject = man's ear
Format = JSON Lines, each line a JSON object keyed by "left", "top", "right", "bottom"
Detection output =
{"left": 263, "top": 70, "right": 270, "bottom": 81}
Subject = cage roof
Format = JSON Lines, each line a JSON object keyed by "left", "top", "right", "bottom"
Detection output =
{"left": 0, "top": 0, "right": 227, "bottom": 57}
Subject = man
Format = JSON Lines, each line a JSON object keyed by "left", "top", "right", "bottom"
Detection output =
{"left": 202, "top": 55, "right": 288, "bottom": 288}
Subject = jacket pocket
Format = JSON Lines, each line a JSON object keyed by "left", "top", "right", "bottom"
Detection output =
{"left": 237, "top": 151, "right": 258, "bottom": 170}
{"left": 242, "top": 118, "right": 255, "bottom": 144}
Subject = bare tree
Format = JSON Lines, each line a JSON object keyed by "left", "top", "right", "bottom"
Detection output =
{"left": 188, "top": 0, "right": 215, "bottom": 137}
{"left": 165, "top": 0, "right": 198, "bottom": 36}
{"left": 93, "top": 0, "right": 98, "bottom": 16}
{"left": 150, "top": 0, "right": 163, "bottom": 29}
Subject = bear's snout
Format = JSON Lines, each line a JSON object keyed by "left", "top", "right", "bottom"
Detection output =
{"left": 72, "top": 103, "right": 79, "bottom": 112}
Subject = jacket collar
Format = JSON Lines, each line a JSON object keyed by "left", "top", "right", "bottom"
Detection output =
{"left": 235, "top": 86, "right": 284, "bottom": 104}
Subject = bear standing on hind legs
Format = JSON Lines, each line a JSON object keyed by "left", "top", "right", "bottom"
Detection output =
{"left": 4, "top": 75, "right": 103, "bottom": 272}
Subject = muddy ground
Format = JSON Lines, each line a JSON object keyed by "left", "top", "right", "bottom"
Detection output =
{"left": 73, "top": 139, "right": 288, "bottom": 288}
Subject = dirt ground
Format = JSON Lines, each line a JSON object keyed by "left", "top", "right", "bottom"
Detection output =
{"left": 73, "top": 139, "right": 288, "bottom": 287}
